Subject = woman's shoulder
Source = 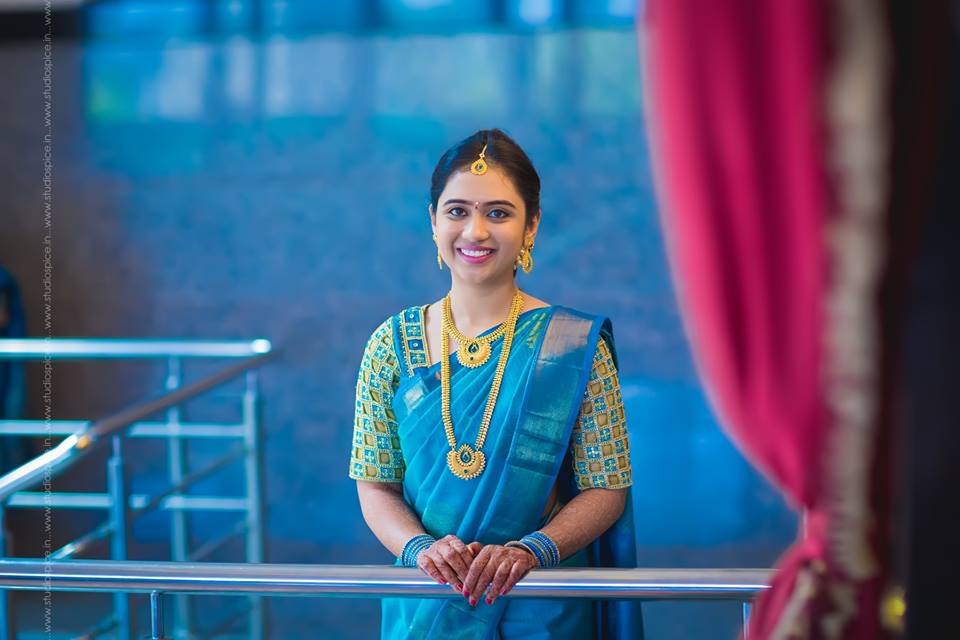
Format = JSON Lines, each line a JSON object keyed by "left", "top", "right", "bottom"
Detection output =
{"left": 364, "top": 303, "right": 426, "bottom": 335}
{"left": 360, "top": 304, "right": 427, "bottom": 357}
{"left": 361, "top": 315, "right": 395, "bottom": 355}
{"left": 521, "top": 292, "right": 550, "bottom": 311}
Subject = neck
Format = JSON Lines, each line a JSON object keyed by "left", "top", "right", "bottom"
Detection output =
{"left": 447, "top": 274, "right": 519, "bottom": 332}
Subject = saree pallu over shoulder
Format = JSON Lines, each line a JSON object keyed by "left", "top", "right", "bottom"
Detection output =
{"left": 498, "top": 308, "right": 609, "bottom": 529}
{"left": 551, "top": 314, "right": 643, "bottom": 640}
{"left": 381, "top": 305, "right": 640, "bottom": 640}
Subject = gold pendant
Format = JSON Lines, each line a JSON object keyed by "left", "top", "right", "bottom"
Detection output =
{"left": 446, "top": 444, "right": 486, "bottom": 480}
{"left": 456, "top": 339, "right": 491, "bottom": 368}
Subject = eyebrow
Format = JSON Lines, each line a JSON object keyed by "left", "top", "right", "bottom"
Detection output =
{"left": 442, "top": 199, "right": 518, "bottom": 209}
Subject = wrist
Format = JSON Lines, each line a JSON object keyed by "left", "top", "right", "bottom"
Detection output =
{"left": 504, "top": 540, "right": 536, "bottom": 563}
{"left": 516, "top": 546, "right": 539, "bottom": 569}
{"left": 401, "top": 533, "right": 436, "bottom": 567}
{"left": 504, "top": 531, "right": 560, "bottom": 568}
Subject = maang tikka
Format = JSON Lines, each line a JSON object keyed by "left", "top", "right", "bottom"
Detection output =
{"left": 470, "top": 144, "right": 488, "bottom": 175}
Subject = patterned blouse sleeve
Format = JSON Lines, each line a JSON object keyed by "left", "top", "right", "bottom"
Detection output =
{"left": 348, "top": 317, "right": 405, "bottom": 482}
{"left": 570, "top": 336, "right": 633, "bottom": 490}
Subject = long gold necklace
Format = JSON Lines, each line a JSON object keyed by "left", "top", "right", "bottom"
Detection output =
{"left": 441, "top": 289, "right": 524, "bottom": 480}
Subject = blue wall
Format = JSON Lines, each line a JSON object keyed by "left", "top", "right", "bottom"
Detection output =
{"left": 0, "top": 21, "right": 795, "bottom": 638}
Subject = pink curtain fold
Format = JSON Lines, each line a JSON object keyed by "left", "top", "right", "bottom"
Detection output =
{"left": 641, "top": 0, "right": 891, "bottom": 637}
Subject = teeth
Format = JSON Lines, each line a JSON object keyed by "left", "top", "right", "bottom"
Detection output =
{"left": 462, "top": 249, "right": 493, "bottom": 257}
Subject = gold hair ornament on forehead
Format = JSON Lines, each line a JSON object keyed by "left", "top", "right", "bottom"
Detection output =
{"left": 470, "top": 144, "right": 488, "bottom": 175}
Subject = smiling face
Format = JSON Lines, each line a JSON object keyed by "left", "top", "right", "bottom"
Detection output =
{"left": 430, "top": 167, "right": 539, "bottom": 287}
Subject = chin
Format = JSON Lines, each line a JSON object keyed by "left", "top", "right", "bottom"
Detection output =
{"left": 455, "top": 266, "right": 509, "bottom": 285}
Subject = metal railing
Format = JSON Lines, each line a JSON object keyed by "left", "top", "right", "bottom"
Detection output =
{"left": 0, "top": 559, "right": 769, "bottom": 639}
{"left": 0, "top": 338, "right": 272, "bottom": 359}
{"left": 0, "top": 338, "right": 274, "bottom": 640}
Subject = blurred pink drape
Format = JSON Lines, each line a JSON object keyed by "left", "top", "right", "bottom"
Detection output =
{"left": 641, "top": 0, "right": 891, "bottom": 637}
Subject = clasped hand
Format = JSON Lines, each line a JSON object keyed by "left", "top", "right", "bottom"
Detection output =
{"left": 416, "top": 534, "right": 537, "bottom": 606}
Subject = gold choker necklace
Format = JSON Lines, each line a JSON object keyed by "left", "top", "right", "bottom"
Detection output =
{"left": 440, "top": 289, "right": 524, "bottom": 479}
{"left": 443, "top": 297, "right": 514, "bottom": 368}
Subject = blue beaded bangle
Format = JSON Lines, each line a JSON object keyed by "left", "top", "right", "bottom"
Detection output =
{"left": 401, "top": 534, "right": 435, "bottom": 567}
{"left": 506, "top": 531, "right": 560, "bottom": 568}
{"left": 526, "top": 531, "right": 560, "bottom": 567}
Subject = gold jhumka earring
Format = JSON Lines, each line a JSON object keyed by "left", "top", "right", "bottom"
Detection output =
{"left": 516, "top": 237, "right": 535, "bottom": 274}
{"left": 433, "top": 233, "right": 443, "bottom": 270}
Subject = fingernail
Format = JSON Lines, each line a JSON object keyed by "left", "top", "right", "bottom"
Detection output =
{"left": 485, "top": 597, "right": 493, "bottom": 605}
{"left": 462, "top": 590, "right": 469, "bottom": 597}
{"left": 469, "top": 597, "right": 477, "bottom": 606}
{"left": 439, "top": 579, "right": 446, "bottom": 584}
{"left": 454, "top": 584, "right": 462, "bottom": 592}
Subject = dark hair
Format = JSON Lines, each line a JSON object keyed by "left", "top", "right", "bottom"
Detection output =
{"left": 430, "top": 129, "right": 540, "bottom": 228}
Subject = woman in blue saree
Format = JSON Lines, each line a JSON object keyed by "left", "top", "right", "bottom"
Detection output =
{"left": 350, "top": 129, "right": 640, "bottom": 639}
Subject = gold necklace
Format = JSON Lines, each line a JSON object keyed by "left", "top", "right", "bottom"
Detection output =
{"left": 441, "top": 289, "right": 524, "bottom": 480}
{"left": 443, "top": 296, "right": 515, "bottom": 368}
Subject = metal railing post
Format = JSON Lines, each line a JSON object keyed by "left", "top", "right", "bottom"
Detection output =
{"left": 150, "top": 590, "right": 166, "bottom": 640}
{"left": 243, "top": 369, "right": 267, "bottom": 640}
{"left": 0, "top": 506, "right": 11, "bottom": 640}
{"left": 108, "top": 435, "right": 133, "bottom": 640}
{"left": 164, "top": 357, "right": 192, "bottom": 640}
{"left": 742, "top": 601, "right": 752, "bottom": 639}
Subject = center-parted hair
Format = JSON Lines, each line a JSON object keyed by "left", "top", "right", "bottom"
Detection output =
{"left": 430, "top": 129, "right": 541, "bottom": 228}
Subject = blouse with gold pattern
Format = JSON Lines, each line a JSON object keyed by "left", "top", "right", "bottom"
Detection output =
{"left": 348, "top": 311, "right": 633, "bottom": 490}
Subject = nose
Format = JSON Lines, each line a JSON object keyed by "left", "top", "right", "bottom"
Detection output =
{"left": 462, "top": 211, "right": 490, "bottom": 241}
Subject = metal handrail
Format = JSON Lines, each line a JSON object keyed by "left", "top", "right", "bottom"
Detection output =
{"left": 0, "top": 420, "right": 247, "bottom": 438}
{"left": 0, "top": 559, "right": 769, "bottom": 600}
{"left": 0, "top": 338, "right": 272, "bottom": 359}
{"left": 0, "top": 338, "right": 274, "bottom": 639}
{"left": 0, "top": 352, "right": 274, "bottom": 503}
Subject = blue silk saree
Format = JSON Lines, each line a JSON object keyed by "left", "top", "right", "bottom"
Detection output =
{"left": 384, "top": 305, "right": 642, "bottom": 640}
